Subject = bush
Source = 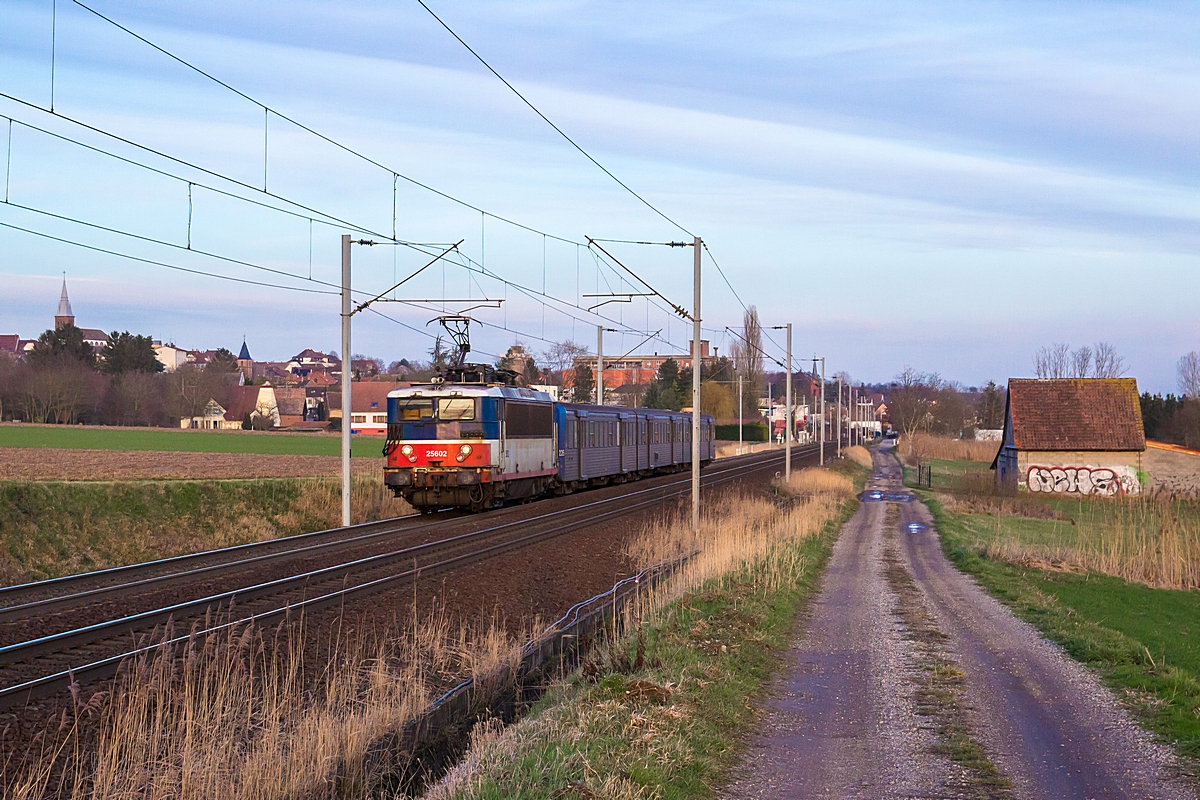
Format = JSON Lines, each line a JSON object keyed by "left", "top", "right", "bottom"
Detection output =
{"left": 715, "top": 422, "right": 768, "bottom": 442}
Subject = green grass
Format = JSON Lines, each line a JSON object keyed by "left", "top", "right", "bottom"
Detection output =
{"left": 0, "top": 424, "right": 356, "bottom": 456}
{"left": 901, "top": 452, "right": 1200, "bottom": 765}
{"left": 904, "top": 457, "right": 991, "bottom": 490}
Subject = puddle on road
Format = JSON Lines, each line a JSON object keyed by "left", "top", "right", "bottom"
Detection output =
{"left": 860, "top": 490, "right": 916, "bottom": 503}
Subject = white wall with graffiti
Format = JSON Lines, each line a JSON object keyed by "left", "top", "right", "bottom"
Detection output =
{"left": 1010, "top": 449, "right": 1144, "bottom": 496}
{"left": 1025, "top": 464, "right": 1140, "bottom": 496}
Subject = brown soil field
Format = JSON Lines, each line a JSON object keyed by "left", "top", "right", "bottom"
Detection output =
{"left": 0, "top": 447, "right": 382, "bottom": 481}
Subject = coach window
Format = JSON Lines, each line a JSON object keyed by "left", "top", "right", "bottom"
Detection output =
{"left": 438, "top": 398, "right": 475, "bottom": 421}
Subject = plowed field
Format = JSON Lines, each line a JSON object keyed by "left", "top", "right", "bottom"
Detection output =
{"left": 0, "top": 447, "right": 381, "bottom": 481}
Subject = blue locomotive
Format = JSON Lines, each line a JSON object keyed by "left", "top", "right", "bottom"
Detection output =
{"left": 383, "top": 369, "right": 714, "bottom": 512}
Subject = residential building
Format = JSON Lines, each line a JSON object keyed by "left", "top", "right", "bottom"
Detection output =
{"left": 571, "top": 339, "right": 717, "bottom": 392}
{"left": 328, "top": 381, "right": 408, "bottom": 434}
{"left": 0, "top": 335, "right": 20, "bottom": 358}
{"left": 153, "top": 342, "right": 189, "bottom": 372}
{"left": 182, "top": 385, "right": 280, "bottom": 430}
{"left": 992, "top": 378, "right": 1146, "bottom": 495}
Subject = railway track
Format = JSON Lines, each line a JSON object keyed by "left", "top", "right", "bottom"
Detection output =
{"left": 0, "top": 445, "right": 821, "bottom": 709}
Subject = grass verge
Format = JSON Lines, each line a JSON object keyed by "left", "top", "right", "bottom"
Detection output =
{"left": 915, "top": 489, "right": 1200, "bottom": 770}
{"left": 426, "top": 460, "right": 869, "bottom": 800}
{"left": 0, "top": 476, "right": 409, "bottom": 584}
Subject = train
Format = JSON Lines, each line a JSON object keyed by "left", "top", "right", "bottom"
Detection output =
{"left": 382, "top": 367, "right": 714, "bottom": 512}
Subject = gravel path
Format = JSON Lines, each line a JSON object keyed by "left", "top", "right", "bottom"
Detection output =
{"left": 723, "top": 468, "right": 957, "bottom": 798}
{"left": 724, "top": 445, "right": 1195, "bottom": 799}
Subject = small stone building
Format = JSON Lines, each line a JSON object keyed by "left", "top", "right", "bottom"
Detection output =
{"left": 992, "top": 378, "right": 1146, "bottom": 495}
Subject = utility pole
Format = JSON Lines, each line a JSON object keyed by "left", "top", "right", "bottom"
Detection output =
{"left": 596, "top": 325, "right": 604, "bottom": 406}
{"left": 691, "top": 236, "right": 701, "bottom": 534}
{"left": 738, "top": 374, "right": 743, "bottom": 456}
{"left": 340, "top": 234, "right": 352, "bottom": 528}
{"left": 785, "top": 323, "right": 792, "bottom": 482}
{"left": 819, "top": 357, "right": 826, "bottom": 464}
{"left": 837, "top": 374, "right": 842, "bottom": 458}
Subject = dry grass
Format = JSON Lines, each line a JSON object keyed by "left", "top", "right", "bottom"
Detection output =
{"left": 970, "top": 493, "right": 1200, "bottom": 591}
{"left": 0, "top": 475, "right": 410, "bottom": 585}
{"left": 7, "top": 479, "right": 853, "bottom": 800}
{"left": 899, "top": 433, "right": 997, "bottom": 463}
{"left": 6, "top": 609, "right": 529, "bottom": 800}
{"left": 844, "top": 445, "right": 873, "bottom": 469}
{"left": 430, "top": 489, "right": 849, "bottom": 800}
{"left": 779, "top": 467, "right": 857, "bottom": 500}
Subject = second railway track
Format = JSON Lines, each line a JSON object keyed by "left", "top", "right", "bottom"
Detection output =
{"left": 0, "top": 445, "right": 819, "bottom": 709}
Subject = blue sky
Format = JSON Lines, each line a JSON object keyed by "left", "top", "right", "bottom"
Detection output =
{"left": 1, "top": 1, "right": 1197, "bottom": 392}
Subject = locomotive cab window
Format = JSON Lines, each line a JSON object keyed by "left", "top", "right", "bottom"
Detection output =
{"left": 438, "top": 398, "right": 476, "bottom": 421}
{"left": 396, "top": 398, "right": 434, "bottom": 421}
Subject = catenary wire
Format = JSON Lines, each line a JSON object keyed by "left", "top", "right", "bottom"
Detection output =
{"left": 0, "top": 221, "right": 336, "bottom": 295}
{"left": 67, "top": 0, "right": 581, "bottom": 248}
{"left": 414, "top": 0, "right": 693, "bottom": 238}
{"left": 22, "top": 6, "right": 770, "bottom": 358}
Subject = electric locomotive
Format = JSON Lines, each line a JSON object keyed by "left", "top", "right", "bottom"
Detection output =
{"left": 383, "top": 363, "right": 715, "bottom": 512}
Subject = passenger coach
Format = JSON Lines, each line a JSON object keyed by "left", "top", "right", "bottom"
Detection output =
{"left": 383, "top": 380, "right": 714, "bottom": 512}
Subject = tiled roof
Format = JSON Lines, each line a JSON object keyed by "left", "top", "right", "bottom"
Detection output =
{"left": 222, "top": 386, "right": 264, "bottom": 422}
{"left": 326, "top": 381, "right": 407, "bottom": 412}
{"left": 1007, "top": 378, "right": 1144, "bottom": 451}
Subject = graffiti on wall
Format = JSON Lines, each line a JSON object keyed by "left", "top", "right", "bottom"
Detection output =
{"left": 1025, "top": 465, "right": 1139, "bottom": 496}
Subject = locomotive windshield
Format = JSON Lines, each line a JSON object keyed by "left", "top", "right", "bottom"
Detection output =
{"left": 437, "top": 398, "right": 476, "bottom": 420}
{"left": 395, "top": 398, "right": 434, "bottom": 421}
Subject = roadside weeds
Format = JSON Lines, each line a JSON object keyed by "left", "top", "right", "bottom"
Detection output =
{"left": 424, "top": 460, "right": 869, "bottom": 799}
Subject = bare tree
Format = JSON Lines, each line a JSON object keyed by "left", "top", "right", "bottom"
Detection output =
{"left": 732, "top": 306, "right": 764, "bottom": 418}
{"left": 1070, "top": 346, "right": 1092, "bottom": 379}
{"left": 888, "top": 367, "right": 942, "bottom": 437}
{"left": 1035, "top": 341, "right": 1126, "bottom": 379}
{"left": 1180, "top": 351, "right": 1200, "bottom": 398}
{"left": 1034, "top": 343, "right": 1070, "bottom": 379}
{"left": 540, "top": 340, "right": 589, "bottom": 386}
{"left": 1091, "top": 341, "right": 1127, "bottom": 378}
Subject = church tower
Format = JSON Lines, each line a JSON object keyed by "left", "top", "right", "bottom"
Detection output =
{"left": 55, "top": 277, "right": 75, "bottom": 329}
{"left": 237, "top": 338, "right": 254, "bottom": 382}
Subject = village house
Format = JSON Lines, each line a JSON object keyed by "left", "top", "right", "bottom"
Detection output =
{"left": 992, "top": 378, "right": 1146, "bottom": 495}
{"left": 328, "top": 381, "right": 408, "bottom": 435}
{"left": 182, "top": 385, "right": 280, "bottom": 430}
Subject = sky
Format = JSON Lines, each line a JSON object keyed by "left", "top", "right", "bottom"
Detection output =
{"left": 1, "top": 0, "right": 1197, "bottom": 392}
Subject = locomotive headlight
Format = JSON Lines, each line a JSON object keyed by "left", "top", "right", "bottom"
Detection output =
{"left": 455, "top": 443, "right": 472, "bottom": 462}
{"left": 400, "top": 445, "right": 414, "bottom": 456}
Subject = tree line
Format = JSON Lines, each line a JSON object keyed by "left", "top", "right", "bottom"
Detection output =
{"left": 0, "top": 323, "right": 244, "bottom": 427}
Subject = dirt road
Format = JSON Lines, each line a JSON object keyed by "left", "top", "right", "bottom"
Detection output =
{"left": 724, "top": 445, "right": 1192, "bottom": 800}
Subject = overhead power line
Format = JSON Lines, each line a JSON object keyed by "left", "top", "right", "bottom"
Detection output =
{"left": 67, "top": 0, "right": 581, "bottom": 247}
{"left": 415, "top": 0, "right": 692, "bottom": 238}
{"left": 0, "top": 220, "right": 336, "bottom": 295}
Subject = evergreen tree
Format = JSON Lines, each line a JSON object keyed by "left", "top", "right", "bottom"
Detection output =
{"left": 101, "top": 331, "right": 163, "bottom": 375}
{"left": 206, "top": 347, "right": 239, "bottom": 373}
{"left": 572, "top": 362, "right": 595, "bottom": 403}
{"left": 644, "top": 358, "right": 684, "bottom": 410}
{"left": 27, "top": 323, "right": 97, "bottom": 368}
{"left": 978, "top": 381, "right": 1005, "bottom": 429}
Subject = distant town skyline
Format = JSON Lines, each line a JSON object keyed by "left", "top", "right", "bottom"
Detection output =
{"left": 1, "top": 1, "right": 1197, "bottom": 393}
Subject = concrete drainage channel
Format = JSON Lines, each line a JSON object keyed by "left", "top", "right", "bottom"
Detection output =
{"left": 357, "top": 558, "right": 684, "bottom": 797}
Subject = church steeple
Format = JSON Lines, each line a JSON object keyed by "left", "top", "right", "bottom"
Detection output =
{"left": 55, "top": 276, "right": 75, "bottom": 329}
